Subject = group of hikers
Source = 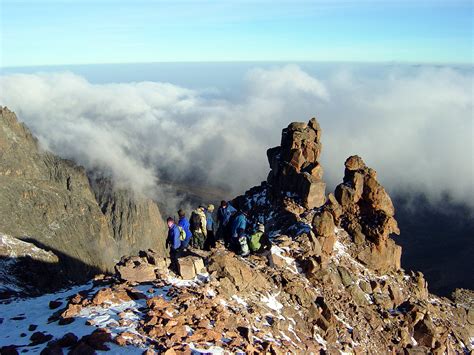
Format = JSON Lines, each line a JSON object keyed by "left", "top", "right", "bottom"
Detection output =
{"left": 165, "top": 200, "right": 274, "bottom": 270}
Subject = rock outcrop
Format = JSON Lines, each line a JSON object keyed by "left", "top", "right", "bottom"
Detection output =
{"left": 0, "top": 107, "right": 167, "bottom": 291}
{"left": 115, "top": 250, "right": 171, "bottom": 283}
{"left": 334, "top": 155, "right": 401, "bottom": 273}
{"left": 91, "top": 177, "right": 167, "bottom": 258}
{"left": 0, "top": 107, "right": 113, "bottom": 279}
{"left": 267, "top": 118, "right": 326, "bottom": 209}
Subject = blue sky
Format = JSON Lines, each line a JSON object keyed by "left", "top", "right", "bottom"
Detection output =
{"left": 0, "top": 0, "right": 472, "bottom": 67}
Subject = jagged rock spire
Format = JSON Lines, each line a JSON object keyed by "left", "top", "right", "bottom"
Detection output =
{"left": 334, "top": 155, "right": 401, "bottom": 273}
{"left": 267, "top": 117, "right": 326, "bottom": 209}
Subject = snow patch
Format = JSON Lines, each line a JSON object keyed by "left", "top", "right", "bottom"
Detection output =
{"left": 231, "top": 295, "right": 248, "bottom": 308}
{"left": 261, "top": 292, "right": 283, "bottom": 312}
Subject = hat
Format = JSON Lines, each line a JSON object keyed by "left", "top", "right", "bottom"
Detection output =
{"left": 257, "top": 224, "right": 265, "bottom": 232}
{"left": 207, "top": 204, "right": 215, "bottom": 212}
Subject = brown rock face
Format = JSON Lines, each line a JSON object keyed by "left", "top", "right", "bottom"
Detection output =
{"left": 312, "top": 210, "right": 337, "bottom": 259}
{"left": 267, "top": 118, "right": 326, "bottom": 209}
{"left": 336, "top": 155, "right": 399, "bottom": 242}
{"left": 334, "top": 155, "right": 401, "bottom": 273}
{"left": 91, "top": 178, "right": 167, "bottom": 258}
{"left": 0, "top": 107, "right": 167, "bottom": 292}
{"left": 178, "top": 256, "right": 206, "bottom": 280}
{"left": 207, "top": 250, "right": 271, "bottom": 297}
{"left": 356, "top": 238, "right": 401, "bottom": 273}
{"left": 0, "top": 107, "right": 114, "bottom": 278}
{"left": 115, "top": 256, "right": 161, "bottom": 283}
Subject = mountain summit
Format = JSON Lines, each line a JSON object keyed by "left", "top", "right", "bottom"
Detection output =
{"left": 0, "top": 113, "right": 472, "bottom": 354}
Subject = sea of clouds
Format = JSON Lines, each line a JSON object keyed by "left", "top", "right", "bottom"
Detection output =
{"left": 0, "top": 64, "right": 472, "bottom": 208}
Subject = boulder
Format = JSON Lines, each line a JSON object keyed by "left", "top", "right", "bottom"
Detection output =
{"left": 337, "top": 266, "right": 354, "bottom": 287}
{"left": 79, "top": 328, "right": 112, "bottom": 351}
{"left": 208, "top": 251, "right": 270, "bottom": 296}
{"left": 362, "top": 176, "right": 395, "bottom": 216}
{"left": 344, "top": 155, "right": 366, "bottom": 171}
{"left": 91, "top": 287, "right": 132, "bottom": 306}
{"left": 115, "top": 256, "right": 157, "bottom": 283}
{"left": 312, "top": 210, "right": 336, "bottom": 237}
{"left": 356, "top": 238, "right": 402, "bottom": 273}
{"left": 29, "top": 332, "right": 53, "bottom": 345}
{"left": 301, "top": 176, "right": 326, "bottom": 209}
{"left": 324, "top": 193, "right": 343, "bottom": 224}
{"left": 178, "top": 256, "right": 206, "bottom": 280}
{"left": 312, "top": 210, "right": 336, "bottom": 257}
{"left": 347, "top": 285, "right": 369, "bottom": 306}
{"left": 413, "top": 315, "right": 437, "bottom": 348}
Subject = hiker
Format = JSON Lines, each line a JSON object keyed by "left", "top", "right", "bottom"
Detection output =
{"left": 230, "top": 210, "right": 249, "bottom": 255}
{"left": 166, "top": 217, "right": 182, "bottom": 271}
{"left": 190, "top": 206, "right": 207, "bottom": 249}
{"left": 248, "top": 224, "right": 275, "bottom": 268}
{"left": 204, "top": 204, "right": 216, "bottom": 250}
{"left": 177, "top": 209, "right": 192, "bottom": 250}
{"left": 216, "top": 200, "right": 237, "bottom": 246}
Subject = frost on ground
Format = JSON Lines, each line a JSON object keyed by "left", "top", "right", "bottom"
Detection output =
{"left": 0, "top": 276, "right": 224, "bottom": 354}
{"left": 0, "top": 234, "right": 59, "bottom": 296}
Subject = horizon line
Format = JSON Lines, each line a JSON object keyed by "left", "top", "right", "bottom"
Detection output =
{"left": 2, "top": 59, "right": 473, "bottom": 70}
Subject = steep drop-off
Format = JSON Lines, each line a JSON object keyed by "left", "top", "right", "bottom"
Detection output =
{"left": 0, "top": 107, "right": 167, "bottom": 294}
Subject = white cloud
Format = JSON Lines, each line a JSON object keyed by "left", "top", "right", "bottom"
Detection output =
{"left": 0, "top": 64, "right": 472, "bottom": 209}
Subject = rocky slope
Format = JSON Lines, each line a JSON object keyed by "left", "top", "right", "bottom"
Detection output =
{"left": 0, "top": 107, "right": 167, "bottom": 295}
{"left": 91, "top": 176, "right": 167, "bottom": 260}
{"left": 0, "top": 116, "right": 472, "bottom": 354}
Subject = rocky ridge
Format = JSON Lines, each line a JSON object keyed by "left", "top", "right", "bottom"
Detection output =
{"left": 1, "top": 116, "right": 472, "bottom": 354}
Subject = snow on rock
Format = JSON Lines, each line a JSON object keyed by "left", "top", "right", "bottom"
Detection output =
{"left": 261, "top": 292, "right": 283, "bottom": 312}
{"left": 0, "top": 234, "right": 60, "bottom": 296}
{"left": 231, "top": 295, "right": 248, "bottom": 308}
{"left": 0, "top": 282, "right": 97, "bottom": 352}
{"left": 271, "top": 245, "right": 299, "bottom": 274}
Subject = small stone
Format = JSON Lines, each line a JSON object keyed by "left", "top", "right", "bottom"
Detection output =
{"left": 30, "top": 331, "right": 53, "bottom": 345}
{"left": 48, "top": 300, "right": 62, "bottom": 309}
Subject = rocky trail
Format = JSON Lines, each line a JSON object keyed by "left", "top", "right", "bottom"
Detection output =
{"left": 1, "top": 228, "right": 472, "bottom": 354}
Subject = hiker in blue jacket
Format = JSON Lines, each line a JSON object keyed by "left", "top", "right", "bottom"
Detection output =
{"left": 217, "top": 200, "right": 237, "bottom": 227}
{"left": 230, "top": 210, "right": 248, "bottom": 254}
{"left": 166, "top": 217, "right": 182, "bottom": 271}
{"left": 204, "top": 204, "right": 216, "bottom": 250}
{"left": 177, "top": 209, "right": 192, "bottom": 250}
{"left": 216, "top": 200, "right": 237, "bottom": 245}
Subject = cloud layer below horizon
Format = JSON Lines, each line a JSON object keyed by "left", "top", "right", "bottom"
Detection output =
{"left": 0, "top": 64, "right": 472, "bottom": 208}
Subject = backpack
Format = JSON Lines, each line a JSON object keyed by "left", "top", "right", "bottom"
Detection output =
{"left": 248, "top": 231, "right": 263, "bottom": 252}
{"left": 190, "top": 212, "right": 201, "bottom": 231}
{"left": 239, "top": 236, "right": 250, "bottom": 256}
{"left": 178, "top": 226, "right": 187, "bottom": 241}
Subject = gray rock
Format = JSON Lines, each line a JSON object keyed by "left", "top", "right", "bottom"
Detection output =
{"left": 337, "top": 266, "right": 354, "bottom": 287}
{"left": 347, "top": 284, "right": 369, "bottom": 306}
{"left": 359, "top": 280, "right": 373, "bottom": 294}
